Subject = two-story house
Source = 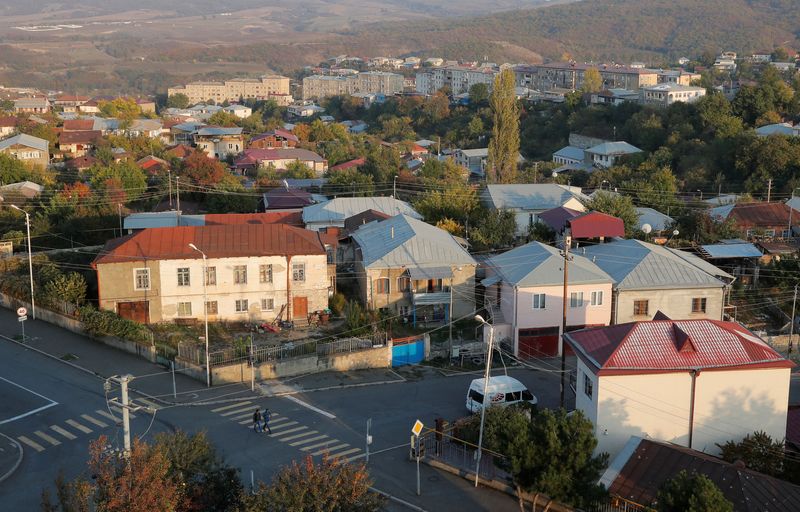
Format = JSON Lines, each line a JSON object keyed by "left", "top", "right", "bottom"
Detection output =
{"left": 566, "top": 318, "right": 793, "bottom": 458}
{"left": 58, "top": 130, "right": 102, "bottom": 158}
{"left": 350, "top": 214, "right": 476, "bottom": 325}
{"left": 249, "top": 129, "right": 299, "bottom": 149}
{"left": 482, "top": 241, "right": 613, "bottom": 358}
{"left": 710, "top": 202, "right": 793, "bottom": 240}
{"left": 93, "top": 224, "right": 330, "bottom": 323}
{"left": 581, "top": 239, "right": 734, "bottom": 324}
{"left": 481, "top": 184, "right": 589, "bottom": 237}
{"left": 0, "top": 116, "right": 18, "bottom": 137}
{"left": 194, "top": 127, "right": 244, "bottom": 159}
{"left": 0, "top": 134, "right": 50, "bottom": 169}
{"left": 234, "top": 148, "right": 327, "bottom": 176}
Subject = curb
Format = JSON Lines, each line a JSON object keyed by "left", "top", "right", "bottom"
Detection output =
{"left": 369, "top": 486, "right": 428, "bottom": 512}
{"left": 263, "top": 377, "right": 407, "bottom": 397}
{"left": 0, "top": 432, "right": 23, "bottom": 484}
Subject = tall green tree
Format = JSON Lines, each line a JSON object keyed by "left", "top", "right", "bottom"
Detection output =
{"left": 582, "top": 67, "right": 603, "bottom": 94}
{"left": 487, "top": 68, "right": 520, "bottom": 183}
{"left": 656, "top": 470, "right": 733, "bottom": 512}
{"left": 586, "top": 191, "right": 639, "bottom": 237}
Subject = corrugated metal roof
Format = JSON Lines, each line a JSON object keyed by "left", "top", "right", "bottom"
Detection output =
{"left": 407, "top": 266, "right": 453, "bottom": 280}
{"left": 585, "top": 141, "right": 642, "bottom": 156}
{"left": 94, "top": 224, "right": 324, "bottom": 265}
{"left": 566, "top": 319, "right": 792, "bottom": 373}
{"left": 196, "top": 126, "right": 243, "bottom": 136}
{"left": 537, "top": 206, "right": 582, "bottom": 232}
{"left": 552, "top": 145, "right": 585, "bottom": 161}
{"left": 729, "top": 202, "right": 791, "bottom": 227}
{"left": 582, "top": 239, "right": 728, "bottom": 290}
{"left": 482, "top": 184, "right": 588, "bottom": 211}
{"left": 303, "top": 197, "right": 419, "bottom": 224}
{"left": 700, "top": 243, "right": 763, "bottom": 259}
{"left": 569, "top": 211, "right": 625, "bottom": 238}
{"left": 486, "top": 241, "right": 613, "bottom": 287}
{"left": 0, "top": 133, "right": 48, "bottom": 152}
{"left": 352, "top": 214, "right": 475, "bottom": 269}
{"left": 604, "top": 437, "right": 800, "bottom": 511}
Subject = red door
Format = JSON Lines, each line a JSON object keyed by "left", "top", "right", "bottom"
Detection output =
{"left": 292, "top": 296, "right": 308, "bottom": 320}
{"left": 518, "top": 327, "right": 560, "bottom": 358}
{"left": 117, "top": 301, "right": 149, "bottom": 324}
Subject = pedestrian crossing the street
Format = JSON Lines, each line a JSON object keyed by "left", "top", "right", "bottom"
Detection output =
{"left": 211, "top": 401, "right": 364, "bottom": 462}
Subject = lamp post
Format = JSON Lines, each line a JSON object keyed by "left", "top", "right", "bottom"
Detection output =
{"left": 188, "top": 243, "right": 210, "bottom": 387}
{"left": 696, "top": 189, "right": 703, "bottom": 201}
{"left": 601, "top": 180, "right": 609, "bottom": 191}
{"left": 393, "top": 175, "right": 398, "bottom": 198}
{"left": 788, "top": 188, "right": 799, "bottom": 238}
{"left": 117, "top": 203, "right": 123, "bottom": 237}
{"left": 473, "top": 314, "right": 495, "bottom": 487}
{"left": 10, "top": 205, "right": 35, "bottom": 320}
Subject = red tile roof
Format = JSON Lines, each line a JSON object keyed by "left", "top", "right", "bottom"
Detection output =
{"left": 59, "top": 130, "right": 101, "bottom": 145}
{"left": 330, "top": 158, "right": 366, "bottom": 172}
{"left": 62, "top": 119, "right": 94, "bottom": 131}
{"left": 94, "top": 224, "right": 324, "bottom": 265}
{"left": 0, "top": 116, "right": 19, "bottom": 128}
{"left": 729, "top": 202, "right": 791, "bottom": 228}
{"left": 565, "top": 319, "right": 793, "bottom": 375}
{"left": 251, "top": 129, "right": 299, "bottom": 143}
{"left": 165, "top": 144, "right": 194, "bottom": 159}
{"left": 55, "top": 95, "right": 90, "bottom": 102}
{"left": 569, "top": 211, "right": 625, "bottom": 238}
{"left": 64, "top": 155, "right": 97, "bottom": 170}
{"left": 203, "top": 212, "right": 304, "bottom": 226}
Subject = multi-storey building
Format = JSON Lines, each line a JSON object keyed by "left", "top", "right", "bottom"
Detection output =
{"left": 301, "top": 72, "right": 404, "bottom": 100}
{"left": 513, "top": 63, "right": 659, "bottom": 92}
{"left": 415, "top": 65, "right": 498, "bottom": 95}
{"left": 168, "top": 75, "right": 292, "bottom": 106}
{"left": 640, "top": 84, "right": 706, "bottom": 107}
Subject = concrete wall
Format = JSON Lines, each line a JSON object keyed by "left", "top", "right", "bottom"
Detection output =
{"left": 97, "top": 259, "right": 162, "bottom": 321}
{"left": 591, "top": 366, "right": 790, "bottom": 459}
{"left": 615, "top": 287, "right": 725, "bottom": 324}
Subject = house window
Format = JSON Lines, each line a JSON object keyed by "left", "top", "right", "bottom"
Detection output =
{"left": 259, "top": 264, "right": 273, "bottom": 284}
{"left": 764, "top": 229, "right": 775, "bottom": 238}
{"left": 177, "top": 267, "right": 190, "bottom": 286}
{"left": 205, "top": 301, "right": 218, "bottom": 315}
{"left": 398, "top": 305, "right": 411, "bottom": 317}
{"left": 783, "top": 229, "right": 791, "bottom": 238}
{"left": 691, "top": 298, "right": 707, "bottom": 314}
{"left": 234, "top": 265, "right": 247, "bottom": 284}
{"left": 376, "top": 278, "right": 390, "bottom": 294}
{"left": 235, "top": 299, "right": 249, "bottom": 313}
{"left": 633, "top": 300, "right": 649, "bottom": 316}
{"left": 584, "top": 373, "right": 593, "bottom": 399}
{"left": 134, "top": 268, "right": 150, "bottom": 290}
{"left": 292, "top": 263, "right": 305, "bottom": 282}
{"left": 591, "top": 291, "right": 604, "bottom": 306}
{"left": 397, "top": 276, "right": 411, "bottom": 292}
{"left": 205, "top": 266, "right": 216, "bottom": 286}
{"left": 177, "top": 302, "right": 192, "bottom": 317}
{"left": 532, "top": 293, "right": 546, "bottom": 309}
{"left": 261, "top": 298, "right": 274, "bottom": 311}
{"left": 570, "top": 292, "right": 584, "bottom": 308}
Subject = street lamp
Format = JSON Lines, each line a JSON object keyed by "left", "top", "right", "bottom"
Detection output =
{"left": 393, "top": 175, "right": 398, "bottom": 198}
{"left": 188, "top": 243, "right": 210, "bottom": 387}
{"left": 601, "top": 180, "right": 609, "bottom": 191}
{"left": 10, "top": 205, "right": 35, "bottom": 320}
{"left": 696, "top": 189, "right": 703, "bottom": 201}
{"left": 473, "top": 314, "right": 495, "bottom": 488}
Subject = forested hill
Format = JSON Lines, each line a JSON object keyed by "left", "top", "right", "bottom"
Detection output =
{"left": 341, "top": 0, "right": 800, "bottom": 63}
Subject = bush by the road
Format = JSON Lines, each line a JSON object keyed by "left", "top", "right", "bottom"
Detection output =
{"left": 78, "top": 305, "right": 153, "bottom": 345}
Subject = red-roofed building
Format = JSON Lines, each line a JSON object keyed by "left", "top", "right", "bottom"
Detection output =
{"left": 58, "top": 130, "right": 102, "bottom": 157}
{"left": 93, "top": 224, "right": 331, "bottom": 323}
{"left": 54, "top": 95, "right": 90, "bottom": 113}
{"left": 712, "top": 202, "right": 793, "bottom": 240}
{"left": 137, "top": 155, "right": 169, "bottom": 174}
{"left": 329, "top": 157, "right": 366, "bottom": 173}
{"left": 62, "top": 119, "right": 95, "bottom": 131}
{"left": 249, "top": 129, "right": 299, "bottom": 149}
{"left": 568, "top": 211, "right": 625, "bottom": 239}
{"left": 565, "top": 318, "right": 793, "bottom": 458}
{"left": 0, "top": 116, "right": 19, "bottom": 137}
{"left": 204, "top": 212, "right": 303, "bottom": 226}
{"left": 234, "top": 148, "right": 327, "bottom": 175}
{"left": 64, "top": 155, "right": 97, "bottom": 171}
{"left": 165, "top": 144, "right": 194, "bottom": 160}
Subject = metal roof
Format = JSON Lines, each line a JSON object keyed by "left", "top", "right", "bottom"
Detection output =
{"left": 196, "top": 126, "right": 243, "bottom": 136}
{"left": 537, "top": 206, "right": 582, "bottom": 232}
{"left": 581, "top": 239, "right": 728, "bottom": 290}
{"left": 0, "top": 133, "right": 49, "bottom": 152}
{"left": 303, "top": 197, "right": 419, "bottom": 224}
{"left": 407, "top": 266, "right": 453, "bottom": 280}
{"left": 699, "top": 243, "right": 763, "bottom": 259}
{"left": 95, "top": 224, "right": 324, "bottom": 265}
{"left": 352, "top": 214, "right": 475, "bottom": 269}
{"left": 569, "top": 211, "right": 625, "bottom": 238}
{"left": 603, "top": 437, "right": 800, "bottom": 512}
{"left": 552, "top": 145, "right": 584, "bottom": 161}
{"left": 635, "top": 207, "right": 675, "bottom": 231}
{"left": 585, "top": 141, "right": 643, "bottom": 156}
{"left": 755, "top": 122, "right": 795, "bottom": 136}
{"left": 485, "top": 241, "right": 612, "bottom": 287}
{"left": 482, "top": 184, "right": 588, "bottom": 211}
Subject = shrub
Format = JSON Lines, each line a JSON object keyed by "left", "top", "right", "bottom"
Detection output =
{"left": 329, "top": 292, "right": 347, "bottom": 315}
{"left": 78, "top": 305, "right": 153, "bottom": 345}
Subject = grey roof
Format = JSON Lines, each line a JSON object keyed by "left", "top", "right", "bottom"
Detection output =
{"left": 0, "top": 133, "right": 49, "bottom": 152}
{"left": 709, "top": 203, "right": 735, "bottom": 220}
{"left": 586, "top": 141, "right": 643, "bottom": 156}
{"left": 303, "top": 197, "right": 420, "bottom": 224}
{"left": 755, "top": 123, "right": 795, "bottom": 136}
{"left": 786, "top": 196, "right": 800, "bottom": 212}
{"left": 581, "top": 239, "right": 729, "bottom": 290}
{"left": 352, "top": 214, "right": 476, "bottom": 269}
{"left": 635, "top": 207, "right": 674, "bottom": 231}
{"left": 482, "top": 184, "right": 588, "bottom": 211}
{"left": 128, "top": 119, "right": 163, "bottom": 131}
{"left": 91, "top": 117, "right": 120, "bottom": 131}
{"left": 703, "top": 194, "right": 741, "bottom": 206}
{"left": 699, "top": 243, "right": 763, "bottom": 259}
{"left": 485, "top": 241, "right": 612, "bottom": 287}
{"left": 459, "top": 148, "right": 489, "bottom": 158}
{"left": 553, "top": 145, "right": 585, "bottom": 161}
{"left": 196, "top": 127, "right": 243, "bottom": 136}
{"left": 123, "top": 211, "right": 205, "bottom": 230}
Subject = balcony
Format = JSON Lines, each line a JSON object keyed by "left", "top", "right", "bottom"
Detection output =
{"left": 412, "top": 291, "right": 450, "bottom": 305}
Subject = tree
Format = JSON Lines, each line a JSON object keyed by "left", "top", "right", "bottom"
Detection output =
{"left": 582, "top": 67, "right": 603, "bottom": 94}
{"left": 98, "top": 98, "right": 142, "bottom": 127}
{"left": 469, "top": 83, "right": 490, "bottom": 105}
{"left": 240, "top": 455, "right": 383, "bottom": 512}
{"left": 413, "top": 184, "right": 479, "bottom": 225}
{"left": 181, "top": 150, "right": 227, "bottom": 186}
{"left": 89, "top": 161, "right": 148, "bottom": 203}
{"left": 487, "top": 68, "right": 520, "bottom": 183}
{"left": 167, "top": 93, "right": 190, "bottom": 109}
{"left": 587, "top": 191, "right": 639, "bottom": 237}
{"left": 656, "top": 470, "right": 733, "bottom": 512}
{"left": 285, "top": 161, "right": 316, "bottom": 179}
{"left": 717, "top": 431, "right": 785, "bottom": 477}
{"left": 436, "top": 218, "right": 464, "bottom": 236}
{"left": 42, "top": 272, "right": 87, "bottom": 308}
{"left": 471, "top": 209, "right": 517, "bottom": 249}
{"left": 207, "top": 111, "right": 240, "bottom": 127}
{"left": 324, "top": 167, "right": 375, "bottom": 197}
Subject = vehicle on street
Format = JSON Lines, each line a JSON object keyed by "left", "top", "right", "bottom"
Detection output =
{"left": 465, "top": 376, "right": 537, "bottom": 413}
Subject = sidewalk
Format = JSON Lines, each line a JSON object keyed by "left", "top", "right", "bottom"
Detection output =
{"left": 259, "top": 368, "right": 406, "bottom": 396}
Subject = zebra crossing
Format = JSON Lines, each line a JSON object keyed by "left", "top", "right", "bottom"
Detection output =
{"left": 210, "top": 401, "right": 363, "bottom": 462}
{"left": 15, "top": 406, "right": 141, "bottom": 454}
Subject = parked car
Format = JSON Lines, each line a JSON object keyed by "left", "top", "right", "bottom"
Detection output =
{"left": 465, "top": 376, "right": 537, "bottom": 413}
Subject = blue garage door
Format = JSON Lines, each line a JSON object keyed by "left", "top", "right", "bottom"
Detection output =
{"left": 392, "top": 339, "right": 424, "bottom": 366}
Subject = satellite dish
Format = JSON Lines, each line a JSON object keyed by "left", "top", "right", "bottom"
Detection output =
{"left": 673, "top": 230, "right": 680, "bottom": 236}
{"left": 642, "top": 224, "right": 652, "bottom": 234}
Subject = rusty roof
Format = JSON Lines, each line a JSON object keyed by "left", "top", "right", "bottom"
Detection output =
{"left": 565, "top": 319, "right": 793, "bottom": 375}
{"left": 204, "top": 212, "right": 304, "bottom": 226}
{"left": 94, "top": 224, "right": 324, "bottom": 265}
{"left": 729, "top": 202, "right": 791, "bottom": 228}
{"left": 59, "top": 130, "right": 101, "bottom": 145}
{"left": 605, "top": 437, "right": 800, "bottom": 511}
{"left": 62, "top": 119, "right": 95, "bottom": 131}
{"left": 569, "top": 211, "right": 625, "bottom": 238}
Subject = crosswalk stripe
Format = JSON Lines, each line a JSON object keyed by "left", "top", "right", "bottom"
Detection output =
{"left": 51, "top": 425, "right": 77, "bottom": 440}
{"left": 301, "top": 439, "right": 338, "bottom": 452}
{"left": 279, "top": 430, "right": 318, "bottom": 442}
{"left": 220, "top": 406, "right": 256, "bottom": 417}
{"left": 329, "top": 447, "right": 361, "bottom": 458}
{"left": 81, "top": 414, "right": 108, "bottom": 428}
{"left": 66, "top": 419, "right": 92, "bottom": 434}
{"left": 269, "top": 426, "right": 307, "bottom": 438}
{"left": 137, "top": 398, "right": 161, "bottom": 410}
{"left": 18, "top": 436, "right": 44, "bottom": 452}
{"left": 231, "top": 412, "right": 256, "bottom": 421}
{"left": 211, "top": 402, "right": 252, "bottom": 413}
{"left": 310, "top": 443, "right": 348, "bottom": 456}
{"left": 345, "top": 453, "right": 366, "bottom": 463}
{"left": 34, "top": 430, "right": 60, "bottom": 446}
{"left": 289, "top": 434, "right": 328, "bottom": 447}
{"left": 110, "top": 406, "right": 136, "bottom": 419}
{"left": 267, "top": 420, "right": 297, "bottom": 430}
{"left": 95, "top": 410, "right": 118, "bottom": 422}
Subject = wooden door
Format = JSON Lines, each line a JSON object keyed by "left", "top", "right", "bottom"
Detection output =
{"left": 292, "top": 296, "right": 308, "bottom": 319}
{"left": 117, "top": 301, "right": 149, "bottom": 324}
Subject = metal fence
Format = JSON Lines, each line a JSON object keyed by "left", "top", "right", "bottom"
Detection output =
{"left": 417, "top": 428, "right": 511, "bottom": 483}
{"left": 587, "top": 497, "right": 653, "bottom": 512}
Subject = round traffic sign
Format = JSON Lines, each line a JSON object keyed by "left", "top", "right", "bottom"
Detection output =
{"left": 16, "top": 307, "right": 27, "bottom": 317}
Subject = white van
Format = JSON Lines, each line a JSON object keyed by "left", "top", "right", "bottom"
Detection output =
{"left": 465, "top": 376, "right": 538, "bottom": 413}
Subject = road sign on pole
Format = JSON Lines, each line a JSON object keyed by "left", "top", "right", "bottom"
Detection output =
{"left": 411, "top": 419, "right": 424, "bottom": 436}
{"left": 17, "top": 307, "right": 27, "bottom": 317}
{"left": 18, "top": 315, "right": 27, "bottom": 322}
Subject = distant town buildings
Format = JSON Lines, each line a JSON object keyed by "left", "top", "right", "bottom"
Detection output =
{"left": 301, "top": 72, "right": 404, "bottom": 101}
{"left": 639, "top": 83, "right": 706, "bottom": 107}
{"left": 415, "top": 65, "right": 498, "bottom": 95}
{"left": 167, "top": 75, "right": 292, "bottom": 106}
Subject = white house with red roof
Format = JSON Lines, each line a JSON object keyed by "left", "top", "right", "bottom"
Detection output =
{"left": 565, "top": 318, "right": 793, "bottom": 459}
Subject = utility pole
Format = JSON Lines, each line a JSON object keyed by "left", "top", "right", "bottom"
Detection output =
{"left": 250, "top": 333, "right": 256, "bottom": 392}
{"left": 117, "top": 203, "right": 123, "bottom": 237}
{"left": 107, "top": 375, "right": 137, "bottom": 459}
{"left": 10, "top": 205, "right": 35, "bottom": 320}
{"left": 560, "top": 230, "right": 572, "bottom": 409}
{"left": 767, "top": 178, "right": 773, "bottom": 203}
{"left": 176, "top": 177, "right": 181, "bottom": 212}
{"left": 790, "top": 283, "right": 798, "bottom": 354}
{"left": 473, "top": 315, "right": 494, "bottom": 488}
{"left": 168, "top": 169, "right": 173, "bottom": 208}
{"left": 448, "top": 274, "right": 453, "bottom": 365}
